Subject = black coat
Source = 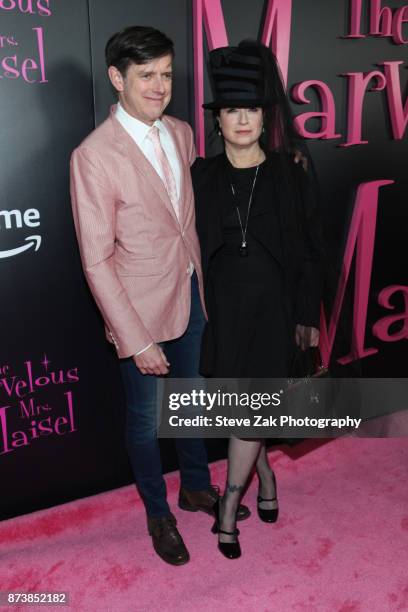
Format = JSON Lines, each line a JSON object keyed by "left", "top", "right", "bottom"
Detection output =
{"left": 192, "top": 152, "right": 324, "bottom": 332}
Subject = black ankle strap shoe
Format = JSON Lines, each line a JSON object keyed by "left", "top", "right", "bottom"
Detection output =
{"left": 257, "top": 494, "right": 279, "bottom": 523}
{"left": 257, "top": 471, "right": 279, "bottom": 523}
{"left": 211, "top": 499, "right": 241, "bottom": 559}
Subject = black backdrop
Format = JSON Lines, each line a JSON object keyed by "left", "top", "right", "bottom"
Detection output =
{"left": 1, "top": 0, "right": 407, "bottom": 521}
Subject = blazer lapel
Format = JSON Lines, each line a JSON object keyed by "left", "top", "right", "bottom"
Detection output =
{"left": 110, "top": 110, "right": 179, "bottom": 226}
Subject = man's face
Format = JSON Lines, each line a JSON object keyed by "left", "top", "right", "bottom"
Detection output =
{"left": 109, "top": 54, "right": 173, "bottom": 125}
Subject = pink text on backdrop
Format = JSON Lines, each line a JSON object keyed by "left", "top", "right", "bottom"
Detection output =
{"left": 0, "top": 35, "right": 17, "bottom": 48}
{"left": 193, "top": 0, "right": 408, "bottom": 147}
{"left": 293, "top": 62, "right": 408, "bottom": 146}
{"left": 347, "top": 0, "right": 408, "bottom": 44}
{"left": 319, "top": 179, "right": 408, "bottom": 367}
{"left": 0, "top": 27, "right": 47, "bottom": 82}
{"left": 0, "top": 392, "right": 76, "bottom": 455}
{"left": 0, "top": 0, "right": 51, "bottom": 17}
{"left": 0, "top": 357, "right": 79, "bottom": 455}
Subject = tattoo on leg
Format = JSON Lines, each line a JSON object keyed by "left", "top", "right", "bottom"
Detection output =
{"left": 226, "top": 481, "right": 244, "bottom": 493}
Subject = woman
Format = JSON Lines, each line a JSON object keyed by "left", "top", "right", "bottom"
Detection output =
{"left": 192, "top": 41, "right": 324, "bottom": 559}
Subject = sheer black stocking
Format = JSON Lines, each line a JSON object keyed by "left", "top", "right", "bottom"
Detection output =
{"left": 255, "top": 441, "right": 278, "bottom": 510}
{"left": 219, "top": 437, "right": 261, "bottom": 543}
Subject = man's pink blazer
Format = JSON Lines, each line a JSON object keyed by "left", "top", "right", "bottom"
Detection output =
{"left": 70, "top": 106, "right": 205, "bottom": 359}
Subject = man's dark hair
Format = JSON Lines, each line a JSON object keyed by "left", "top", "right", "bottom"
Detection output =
{"left": 105, "top": 26, "right": 174, "bottom": 76}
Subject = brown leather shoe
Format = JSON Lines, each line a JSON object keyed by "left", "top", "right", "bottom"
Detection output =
{"left": 147, "top": 514, "right": 190, "bottom": 566}
{"left": 178, "top": 485, "right": 251, "bottom": 521}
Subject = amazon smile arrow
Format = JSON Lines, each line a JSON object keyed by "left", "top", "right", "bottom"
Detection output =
{"left": 0, "top": 235, "right": 42, "bottom": 259}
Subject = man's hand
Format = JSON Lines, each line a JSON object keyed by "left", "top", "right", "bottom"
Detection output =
{"left": 133, "top": 343, "right": 170, "bottom": 376}
{"left": 294, "top": 150, "right": 308, "bottom": 172}
{"left": 295, "top": 325, "right": 319, "bottom": 351}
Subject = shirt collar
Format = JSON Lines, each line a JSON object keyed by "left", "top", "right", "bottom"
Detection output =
{"left": 115, "top": 102, "right": 166, "bottom": 146}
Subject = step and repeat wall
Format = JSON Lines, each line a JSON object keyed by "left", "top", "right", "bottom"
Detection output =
{"left": 1, "top": 0, "right": 407, "bottom": 520}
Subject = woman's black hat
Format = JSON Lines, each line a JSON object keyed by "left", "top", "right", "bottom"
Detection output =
{"left": 203, "top": 40, "right": 270, "bottom": 110}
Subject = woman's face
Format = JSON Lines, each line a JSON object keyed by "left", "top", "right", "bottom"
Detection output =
{"left": 218, "top": 107, "right": 263, "bottom": 148}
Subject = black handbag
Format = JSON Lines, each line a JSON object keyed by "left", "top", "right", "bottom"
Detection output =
{"left": 285, "top": 347, "right": 331, "bottom": 415}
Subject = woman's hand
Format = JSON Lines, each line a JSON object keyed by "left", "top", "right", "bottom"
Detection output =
{"left": 295, "top": 325, "right": 319, "bottom": 351}
{"left": 294, "top": 150, "right": 308, "bottom": 171}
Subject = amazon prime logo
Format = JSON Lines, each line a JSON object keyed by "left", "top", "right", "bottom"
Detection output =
{"left": 0, "top": 208, "right": 41, "bottom": 259}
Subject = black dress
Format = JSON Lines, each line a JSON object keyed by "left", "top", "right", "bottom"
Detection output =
{"left": 207, "top": 158, "right": 294, "bottom": 378}
{"left": 194, "top": 155, "right": 299, "bottom": 378}
{"left": 193, "top": 152, "right": 323, "bottom": 378}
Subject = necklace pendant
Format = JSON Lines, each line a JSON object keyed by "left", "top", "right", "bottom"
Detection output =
{"left": 231, "top": 164, "right": 259, "bottom": 259}
{"left": 239, "top": 242, "right": 248, "bottom": 257}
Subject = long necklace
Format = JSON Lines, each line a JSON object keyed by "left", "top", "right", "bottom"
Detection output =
{"left": 230, "top": 164, "right": 260, "bottom": 257}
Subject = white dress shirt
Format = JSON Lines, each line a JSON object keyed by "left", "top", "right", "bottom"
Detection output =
{"left": 115, "top": 102, "right": 181, "bottom": 199}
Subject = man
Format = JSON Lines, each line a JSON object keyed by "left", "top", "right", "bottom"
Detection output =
{"left": 70, "top": 26, "right": 249, "bottom": 566}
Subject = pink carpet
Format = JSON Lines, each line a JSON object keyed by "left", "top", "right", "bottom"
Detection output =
{"left": 1, "top": 437, "right": 408, "bottom": 612}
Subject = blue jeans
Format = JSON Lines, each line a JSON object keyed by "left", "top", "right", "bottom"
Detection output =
{"left": 119, "top": 273, "right": 210, "bottom": 517}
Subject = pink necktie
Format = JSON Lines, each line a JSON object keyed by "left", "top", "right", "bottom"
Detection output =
{"left": 148, "top": 126, "right": 179, "bottom": 220}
